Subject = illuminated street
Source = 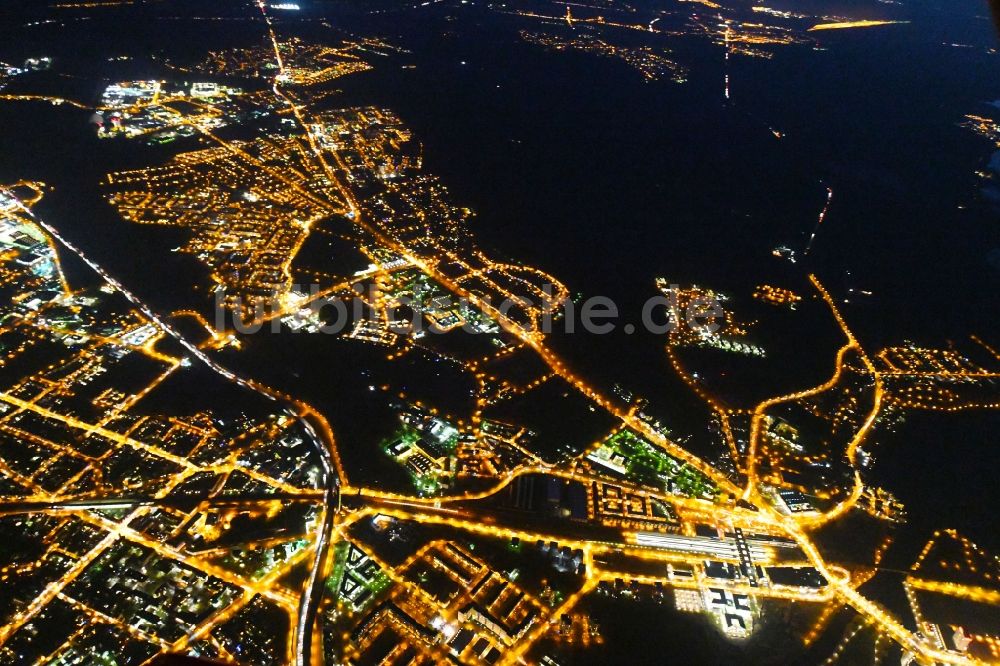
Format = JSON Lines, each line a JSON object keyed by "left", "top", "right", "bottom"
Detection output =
{"left": 0, "top": 0, "right": 997, "bottom": 665}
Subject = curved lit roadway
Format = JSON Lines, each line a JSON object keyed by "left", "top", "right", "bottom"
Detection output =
{"left": 3, "top": 189, "right": 341, "bottom": 666}
{"left": 1, "top": 4, "right": 972, "bottom": 663}
{"left": 245, "top": 2, "right": 980, "bottom": 661}
{"left": 15, "top": 168, "right": 969, "bottom": 663}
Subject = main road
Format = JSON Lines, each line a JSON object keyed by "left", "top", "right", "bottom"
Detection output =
{"left": 2, "top": 187, "right": 341, "bottom": 666}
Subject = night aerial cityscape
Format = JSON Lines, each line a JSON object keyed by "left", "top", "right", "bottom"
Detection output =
{"left": 0, "top": 0, "right": 998, "bottom": 664}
